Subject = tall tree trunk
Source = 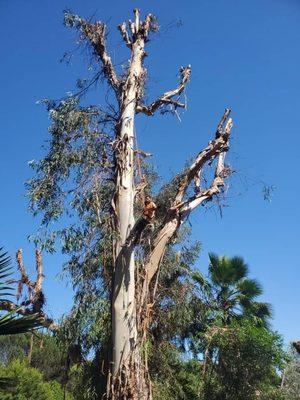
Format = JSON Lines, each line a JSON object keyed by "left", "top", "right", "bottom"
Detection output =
{"left": 110, "top": 16, "right": 149, "bottom": 399}
{"left": 28, "top": 333, "right": 34, "bottom": 365}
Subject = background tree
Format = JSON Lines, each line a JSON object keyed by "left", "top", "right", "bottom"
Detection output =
{"left": 0, "top": 332, "right": 66, "bottom": 382}
{"left": 281, "top": 344, "right": 300, "bottom": 399}
{"left": 199, "top": 320, "right": 285, "bottom": 400}
{"left": 0, "top": 359, "right": 72, "bottom": 400}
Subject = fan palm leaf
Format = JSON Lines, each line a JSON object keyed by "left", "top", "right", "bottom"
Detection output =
{"left": 196, "top": 254, "right": 271, "bottom": 326}
{"left": 0, "top": 309, "right": 41, "bottom": 335}
{"left": 0, "top": 248, "right": 13, "bottom": 301}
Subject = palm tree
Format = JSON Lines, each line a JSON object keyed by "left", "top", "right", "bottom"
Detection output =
{"left": 192, "top": 253, "right": 272, "bottom": 382}
{"left": 193, "top": 253, "right": 272, "bottom": 327}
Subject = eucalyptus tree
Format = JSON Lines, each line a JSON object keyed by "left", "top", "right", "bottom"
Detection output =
{"left": 28, "top": 9, "right": 234, "bottom": 399}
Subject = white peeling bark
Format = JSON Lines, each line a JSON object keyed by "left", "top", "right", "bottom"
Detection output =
{"left": 112, "top": 41, "right": 146, "bottom": 376}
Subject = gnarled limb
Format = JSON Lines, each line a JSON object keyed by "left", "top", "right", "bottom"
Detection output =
{"left": 136, "top": 65, "right": 191, "bottom": 115}
{"left": 0, "top": 249, "right": 55, "bottom": 330}
{"left": 173, "top": 109, "right": 232, "bottom": 205}
{"left": 141, "top": 110, "right": 233, "bottom": 304}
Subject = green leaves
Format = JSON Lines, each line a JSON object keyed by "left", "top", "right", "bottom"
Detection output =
{"left": 0, "top": 376, "right": 17, "bottom": 392}
{"left": 0, "top": 360, "right": 69, "bottom": 399}
{"left": 200, "top": 253, "right": 271, "bottom": 326}
{"left": 237, "top": 278, "right": 263, "bottom": 298}
{"left": 202, "top": 320, "right": 285, "bottom": 400}
{"left": 208, "top": 253, "right": 249, "bottom": 285}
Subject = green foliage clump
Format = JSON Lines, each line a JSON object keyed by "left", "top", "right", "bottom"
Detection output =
{"left": 0, "top": 333, "right": 65, "bottom": 382}
{"left": 281, "top": 349, "right": 300, "bottom": 399}
{"left": 200, "top": 321, "right": 285, "bottom": 400}
{"left": 151, "top": 342, "right": 201, "bottom": 400}
{"left": 0, "top": 360, "right": 71, "bottom": 400}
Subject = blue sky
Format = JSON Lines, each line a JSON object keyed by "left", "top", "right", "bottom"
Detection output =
{"left": 1, "top": 0, "right": 299, "bottom": 344}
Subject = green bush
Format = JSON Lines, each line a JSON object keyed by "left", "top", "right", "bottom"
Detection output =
{"left": 0, "top": 360, "right": 71, "bottom": 400}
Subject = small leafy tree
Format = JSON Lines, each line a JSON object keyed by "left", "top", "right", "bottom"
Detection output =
{"left": 0, "top": 333, "right": 65, "bottom": 382}
{"left": 200, "top": 320, "right": 285, "bottom": 400}
{"left": 0, "top": 360, "right": 72, "bottom": 400}
{"left": 281, "top": 345, "right": 300, "bottom": 399}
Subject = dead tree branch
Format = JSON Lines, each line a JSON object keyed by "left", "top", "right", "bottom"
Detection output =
{"left": 118, "top": 22, "right": 132, "bottom": 48}
{"left": 136, "top": 65, "right": 191, "bottom": 115}
{"left": 0, "top": 249, "right": 55, "bottom": 330}
{"left": 141, "top": 109, "right": 233, "bottom": 304}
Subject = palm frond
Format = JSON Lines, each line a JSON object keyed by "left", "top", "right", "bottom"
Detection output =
{"left": 208, "top": 253, "right": 224, "bottom": 284}
{"left": 237, "top": 278, "right": 263, "bottom": 299}
{"left": 192, "top": 271, "right": 208, "bottom": 287}
{"left": 0, "top": 248, "right": 11, "bottom": 271}
{"left": 0, "top": 309, "right": 41, "bottom": 335}
{"left": 0, "top": 247, "right": 43, "bottom": 336}
{"left": 0, "top": 248, "right": 13, "bottom": 300}
{"left": 248, "top": 301, "right": 273, "bottom": 319}
{"left": 209, "top": 254, "right": 248, "bottom": 286}
{"left": 229, "top": 256, "right": 248, "bottom": 280}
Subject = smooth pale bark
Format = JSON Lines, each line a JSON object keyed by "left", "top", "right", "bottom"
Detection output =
{"left": 112, "top": 35, "right": 146, "bottom": 374}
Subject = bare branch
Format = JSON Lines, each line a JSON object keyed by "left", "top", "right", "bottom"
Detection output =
{"left": 140, "top": 111, "right": 234, "bottom": 304}
{"left": 35, "top": 250, "right": 44, "bottom": 293}
{"left": 173, "top": 109, "right": 232, "bottom": 206}
{"left": 16, "top": 249, "right": 34, "bottom": 300}
{"left": 180, "top": 148, "right": 232, "bottom": 215}
{"left": 81, "top": 22, "right": 120, "bottom": 93}
{"left": 118, "top": 22, "right": 132, "bottom": 48}
{"left": 0, "top": 249, "right": 55, "bottom": 330}
{"left": 136, "top": 65, "right": 191, "bottom": 116}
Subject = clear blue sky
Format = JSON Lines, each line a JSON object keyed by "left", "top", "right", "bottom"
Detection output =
{"left": 1, "top": 0, "right": 300, "bottom": 345}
